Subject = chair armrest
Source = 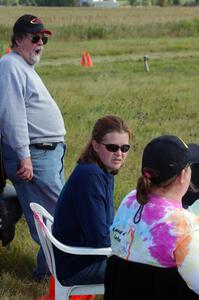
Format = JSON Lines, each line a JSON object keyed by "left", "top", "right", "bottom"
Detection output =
{"left": 50, "top": 232, "right": 112, "bottom": 256}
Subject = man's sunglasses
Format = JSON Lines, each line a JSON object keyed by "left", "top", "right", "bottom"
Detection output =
{"left": 31, "top": 35, "right": 48, "bottom": 45}
{"left": 101, "top": 143, "right": 130, "bottom": 153}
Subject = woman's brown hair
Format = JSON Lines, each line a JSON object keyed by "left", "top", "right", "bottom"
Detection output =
{"left": 77, "top": 115, "right": 131, "bottom": 173}
{"left": 136, "top": 168, "right": 181, "bottom": 206}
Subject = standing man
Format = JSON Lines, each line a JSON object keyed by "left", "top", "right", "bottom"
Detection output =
{"left": 0, "top": 15, "right": 66, "bottom": 280}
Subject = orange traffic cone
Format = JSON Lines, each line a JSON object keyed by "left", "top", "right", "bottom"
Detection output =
{"left": 85, "top": 52, "right": 93, "bottom": 67}
{"left": 81, "top": 52, "right": 86, "bottom": 66}
{"left": 37, "top": 275, "right": 95, "bottom": 300}
{"left": 37, "top": 275, "right": 55, "bottom": 300}
{"left": 5, "top": 47, "right": 11, "bottom": 54}
{"left": 70, "top": 295, "right": 96, "bottom": 300}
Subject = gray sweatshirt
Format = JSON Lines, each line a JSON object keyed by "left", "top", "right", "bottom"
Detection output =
{"left": 0, "top": 51, "right": 66, "bottom": 160}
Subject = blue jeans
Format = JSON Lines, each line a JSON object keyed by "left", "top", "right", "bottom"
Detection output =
{"left": 2, "top": 142, "right": 66, "bottom": 276}
{"left": 60, "top": 257, "right": 107, "bottom": 286}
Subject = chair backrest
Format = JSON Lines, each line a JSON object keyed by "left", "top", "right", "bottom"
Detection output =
{"left": 30, "top": 202, "right": 112, "bottom": 282}
{"left": 30, "top": 202, "right": 55, "bottom": 275}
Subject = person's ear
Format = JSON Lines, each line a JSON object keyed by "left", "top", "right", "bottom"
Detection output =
{"left": 91, "top": 139, "right": 100, "bottom": 153}
{"left": 179, "top": 167, "right": 190, "bottom": 184}
{"left": 179, "top": 169, "right": 185, "bottom": 184}
{"left": 15, "top": 36, "right": 23, "bottom": 47}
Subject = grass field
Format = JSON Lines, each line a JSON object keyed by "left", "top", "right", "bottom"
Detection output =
{"left": 0, "top": 5, "right": 199, "bottom": 299}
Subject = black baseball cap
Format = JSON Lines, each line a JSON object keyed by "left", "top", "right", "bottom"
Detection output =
{"left": 142, "top": 135, "right": 199, "bottom": 184}
{"left": 13, "top": 14, "right": 52, "bottom": 35}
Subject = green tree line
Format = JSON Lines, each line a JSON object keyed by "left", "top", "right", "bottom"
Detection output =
{"left": 0, "top": 0, "right": 198, "bottom": 7}
{"left": 0, "top": 0, "right": 73, "bottom": 6}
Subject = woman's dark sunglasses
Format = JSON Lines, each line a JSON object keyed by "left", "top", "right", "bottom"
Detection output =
{"left": 31, "top": 35, "right": 48, "bottom": 45}
{"left": 101, "top": 143, "right": 130, "bottom": 153}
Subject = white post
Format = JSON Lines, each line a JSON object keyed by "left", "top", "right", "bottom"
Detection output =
{"left": 144, "top": 55, "right": 149, "bottom": 72}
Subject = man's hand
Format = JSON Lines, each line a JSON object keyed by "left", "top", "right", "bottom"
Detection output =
{"left": 16, "top": 157, "right": 33, "bottom": 181}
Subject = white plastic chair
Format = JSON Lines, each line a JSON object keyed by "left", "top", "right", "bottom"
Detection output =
{"left": 30, "top": 202, "right": 112, "bottom": 300}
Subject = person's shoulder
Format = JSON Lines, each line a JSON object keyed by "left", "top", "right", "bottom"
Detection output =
{"left": 0, "top": 53, "right": 13, "bottom": 68}
{"left": 122, "top": 189, "right": 137, "bottom": 202}
{"left": 0, "top": 52, "right": 23, "bottom": 72}
{"left": 183, "top": 207, "right": 199, "bottom": 224}
{"left": 69, "top": 163, "right": 97, "bottom": 179}
{"left": 117, "top": 189, "right": 137, "bottom": 210}
{"left": 167, "top": 206, "right": 199, "bottom": 233}
{"left": 73, "top": 163, "right": 112, "bottom": 184}
{"left": 76, "top": 162, "right": 103, "bottom": 174}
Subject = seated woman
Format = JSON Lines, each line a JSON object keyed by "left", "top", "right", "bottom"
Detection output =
{"left": 52, "top": 115, "right": 131, "bottom": 286}
{"left": 104, "top": 135, "right": 199, "bottom": 300}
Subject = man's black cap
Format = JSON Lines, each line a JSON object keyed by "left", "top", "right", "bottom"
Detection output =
{"left": 13, "top": 14, "right": 52, "bottom": 35}
{"left": 142, "top": 135, "right": 199, "bottom": 184}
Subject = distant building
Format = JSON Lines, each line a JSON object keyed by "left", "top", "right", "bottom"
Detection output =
{"left": 77, "top": 0, "right": 119, "bottom": 7}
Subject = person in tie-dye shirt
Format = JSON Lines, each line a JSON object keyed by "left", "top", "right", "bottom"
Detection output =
{"left": 104, "top": 135, "right": 199, "bottom": 300}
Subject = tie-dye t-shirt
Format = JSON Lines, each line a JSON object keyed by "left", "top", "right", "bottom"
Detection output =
{"left": 110, "top": 189, "right": 199, "bottom": 294}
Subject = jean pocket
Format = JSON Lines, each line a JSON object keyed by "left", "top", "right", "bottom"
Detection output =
{"left": 30, "top": 147, "right": 47, "bottom": 159}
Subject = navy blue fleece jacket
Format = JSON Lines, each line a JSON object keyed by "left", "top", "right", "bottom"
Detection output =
{"left": 53, "top": 162, "right": 114, "bottom": 280}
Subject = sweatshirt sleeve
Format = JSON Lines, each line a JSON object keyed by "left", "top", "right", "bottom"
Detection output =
{"left": 0, "top": 62, "right": 30, "bottom": 159}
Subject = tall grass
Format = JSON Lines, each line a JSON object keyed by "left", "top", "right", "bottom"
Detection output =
{"left": 1, "top": 6, "right": 199, "bottom": 42}
{"left": 0, "top": 6, "right": 199, "bottom": 299}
